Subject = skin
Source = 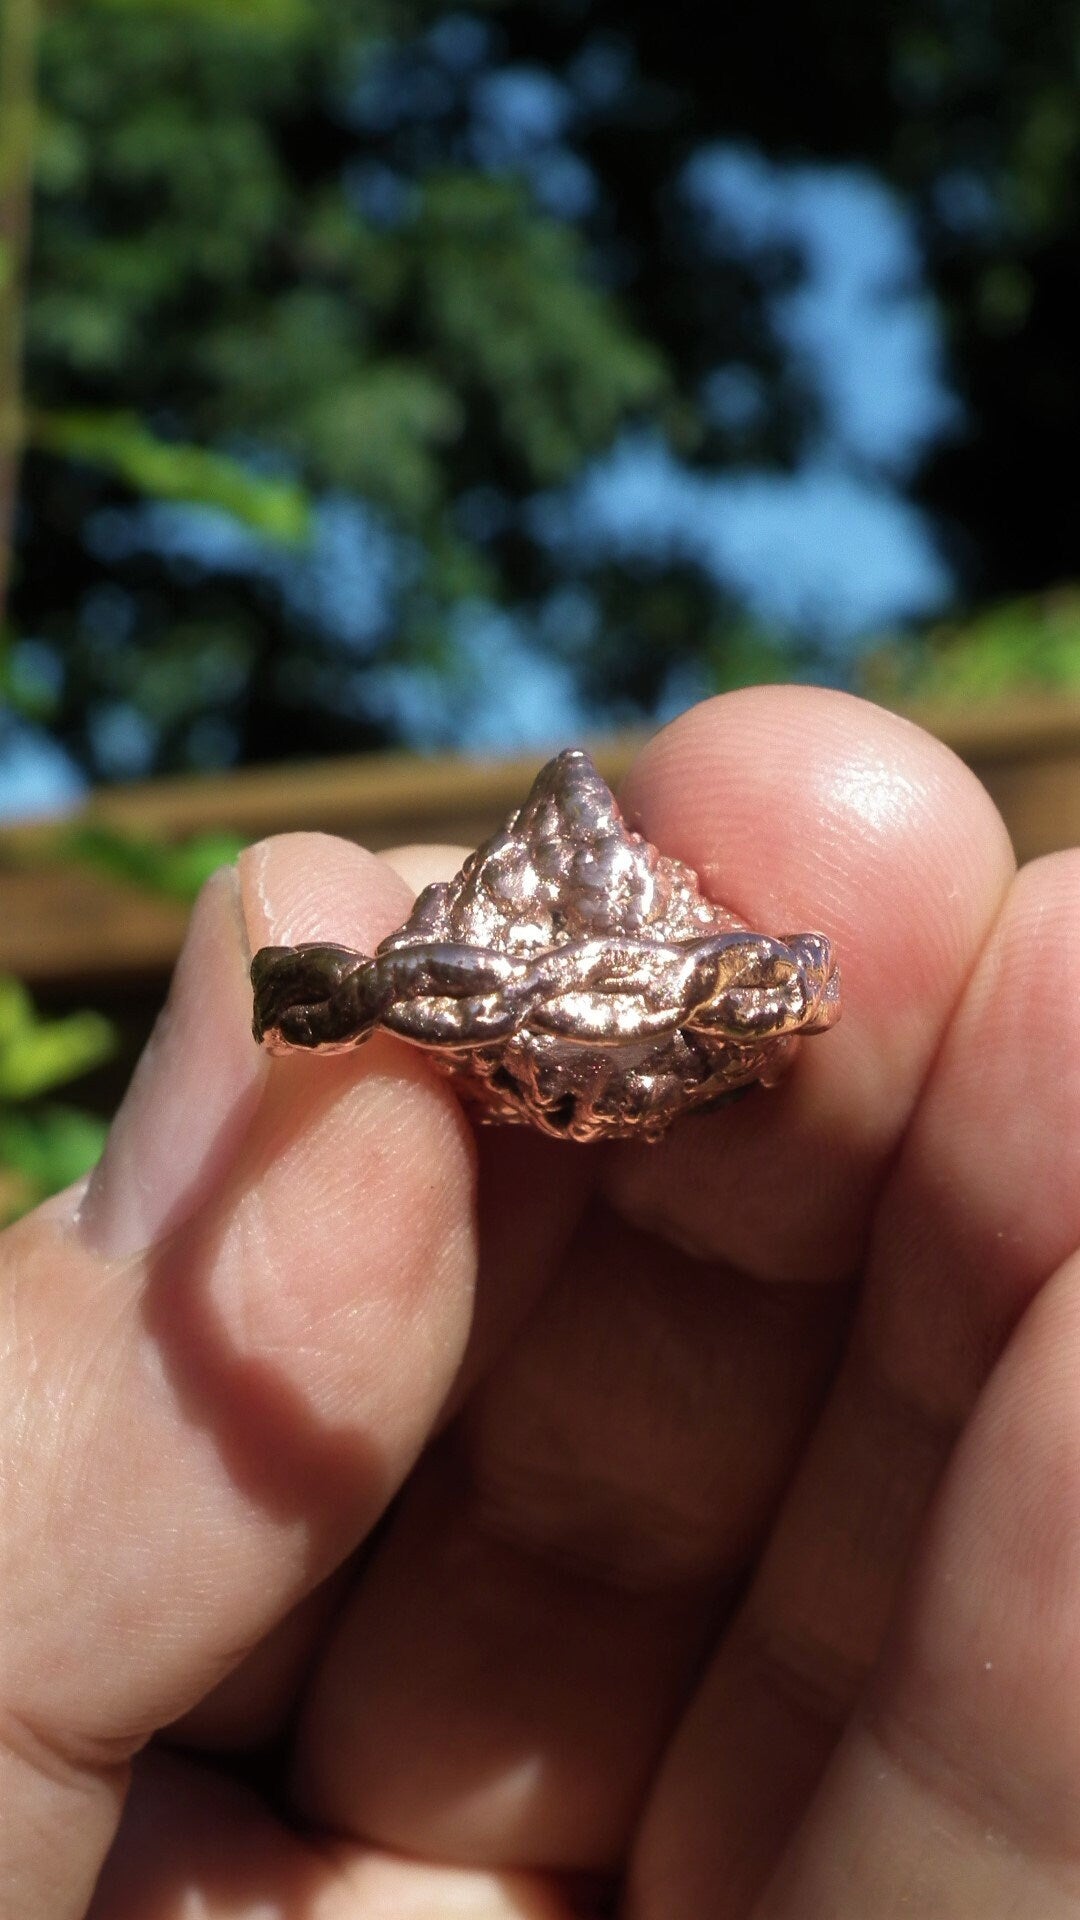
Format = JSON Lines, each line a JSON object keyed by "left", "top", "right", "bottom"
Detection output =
{"left": 5, "top": 685, "right": 1080, "bottom": 1918}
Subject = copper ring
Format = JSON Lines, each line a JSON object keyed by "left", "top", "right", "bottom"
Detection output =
{"left": 250, "top": 748, "right": 840, "bottom": 1141}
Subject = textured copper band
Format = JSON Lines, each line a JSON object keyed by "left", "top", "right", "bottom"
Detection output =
{"left": 251, "top": 748, "right": 840, "bottom": 1141}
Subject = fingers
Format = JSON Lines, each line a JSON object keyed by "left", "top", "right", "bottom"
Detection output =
{"left": 88, "top": 1750, "right": 576, "bottom": 1919}
{"left": 752, "top": 1246, "right": 1080, "bottom": 1917}
{"left": 291, "top": 1209, "right": 848, "bottom": 1869}
{"left": 1, "top": 835, "right": 481, "bottom": 1917}
{"left": 87, "top": 1751, "right": 334, "bottom": 1920}
{"left": 605, "top": 686, "right": 1015, "bottom": 1279}
{"left": 288, "top": 688, "right": 1013, "bottom": 1874}
{"left": 628, "top": 850, "right": 1080, "bottom": 1916}
{"left": 165, "top": 1567, "right": 354, "bottom": 1751}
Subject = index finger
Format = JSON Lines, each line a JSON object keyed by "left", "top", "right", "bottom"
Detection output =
{"left": 604, "top": 685, "right": 1016, "bottom": 1280}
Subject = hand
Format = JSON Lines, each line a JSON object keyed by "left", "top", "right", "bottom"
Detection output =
{"left": 4, "top": 687, "right": 1077, "bottom": 1919}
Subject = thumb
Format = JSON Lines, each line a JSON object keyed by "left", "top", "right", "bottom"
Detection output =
{"left": 1, "top": 836, "right": 477, "bottom": 1920}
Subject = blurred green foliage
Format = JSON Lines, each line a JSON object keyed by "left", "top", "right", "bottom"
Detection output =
{"left": 0, "top": 820, "right": 248, "bottom": 1218}
{"left": 0, "top": 627, "right": 53, "bottom": 720}
{"left": 0, "top": 975, "right": 114, "bottom": 1224}
{"left": 862, "top": 592, "right": 1080, "bottom": 705}
{"left": 6, "top": 0, "right": 1080, "bottom": 771}
{"left": 13, "top": 0, "right": 673, "bottom": 774}
{"left": 54, "top": 821, "right": 247, "bottom": 897}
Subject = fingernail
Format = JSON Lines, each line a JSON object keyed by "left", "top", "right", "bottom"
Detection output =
{"left": 78, "top": 866, "right": 269, "bottom": 1260}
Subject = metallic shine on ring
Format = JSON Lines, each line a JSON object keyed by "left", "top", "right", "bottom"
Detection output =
{"left": 250, "top": 748, "right": 841, "bottom": 1142}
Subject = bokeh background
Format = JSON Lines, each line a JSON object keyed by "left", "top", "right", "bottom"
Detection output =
{"left": 1, "top": 0, "right": 1079, "bottom": 1211}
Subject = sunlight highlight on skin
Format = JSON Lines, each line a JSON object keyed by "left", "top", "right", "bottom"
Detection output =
{"left": 827, "top": 752, "right": 925, "bottom": 836}
{"left": 441, "top": 1754, "right": 550, "bottom": 1836}
{"left": 180, "top": 1893, "right": 284, "bottom": 1920}
{"left": 336, "top": 1849, "right": 573, "bottom": 1918}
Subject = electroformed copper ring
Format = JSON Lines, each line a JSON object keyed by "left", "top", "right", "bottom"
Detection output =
{"left": 250, "top": 748, "right": 841, "bottom": 1142}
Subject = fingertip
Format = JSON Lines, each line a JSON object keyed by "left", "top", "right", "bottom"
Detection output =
{"left": 239, "top": 830, "right": 415, "bottom": 957}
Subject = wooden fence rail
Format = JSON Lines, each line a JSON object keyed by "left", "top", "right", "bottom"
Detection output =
{"left": 3, "top": 692, "right": 1080, "bottom": 989}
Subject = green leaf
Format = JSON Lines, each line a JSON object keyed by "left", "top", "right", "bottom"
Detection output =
{"left": 0, "top": 1105, "right": 110, "bottom": 1221}
{"left": 0, "top": 994, "right": 115, "bottom": 1102}
{"left": 0, "top": 981, "right": 117, "bottom": 1217}
{"left": 30, "top": 410, "right": 312, "bottom": 541}
{"left": 0, "top": 977, "right": 37, "bottom": 1054}
{"left": 58, "top": 823, "right": 248, "bottom": 901}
